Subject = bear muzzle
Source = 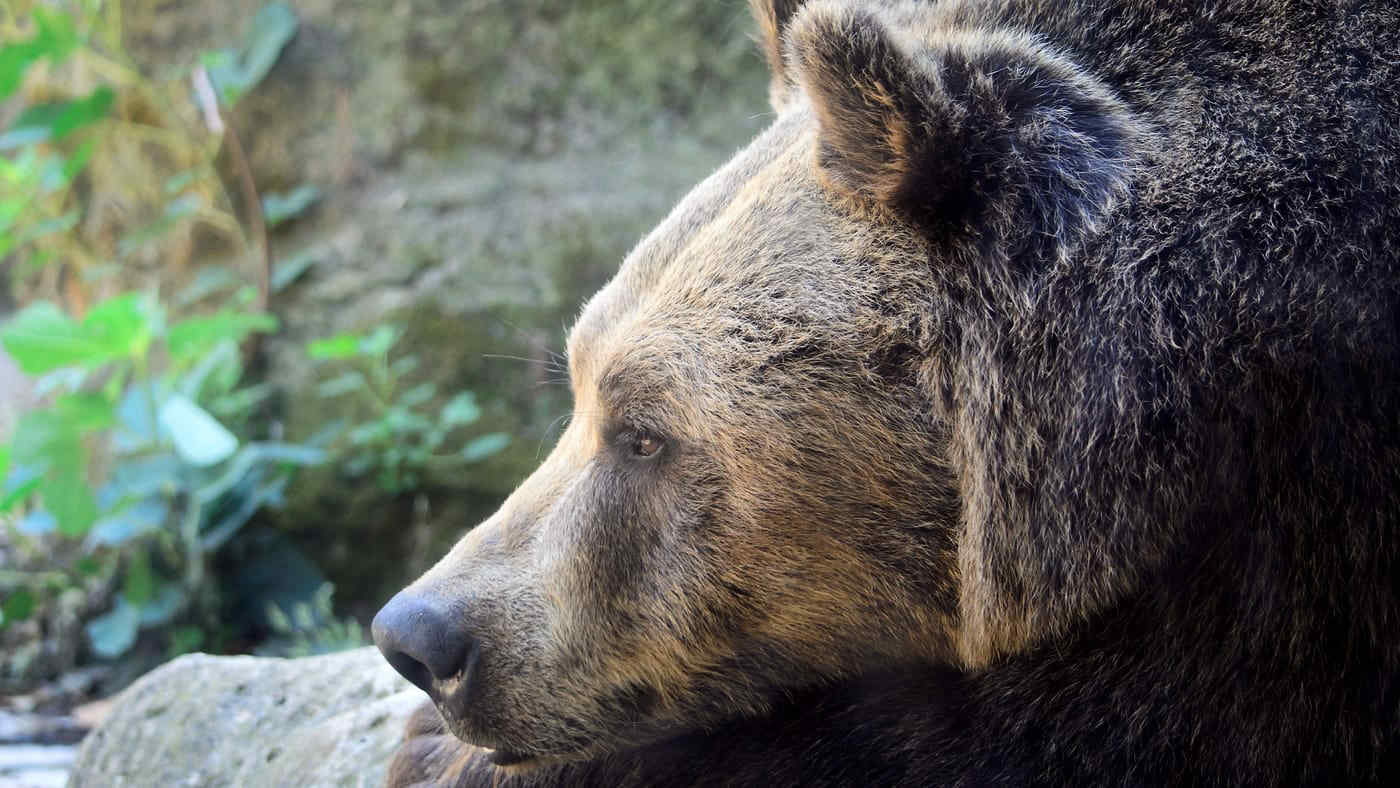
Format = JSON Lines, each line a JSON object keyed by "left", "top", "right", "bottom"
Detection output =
{"left": 372, "top": 589, "right": 480, "bottom": 698}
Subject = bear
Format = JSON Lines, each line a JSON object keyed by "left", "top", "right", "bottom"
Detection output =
{"left": 371, "top": 0, "right": 1400, "bottom": 784}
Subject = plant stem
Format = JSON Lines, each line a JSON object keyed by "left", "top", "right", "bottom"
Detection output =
{"left": 224, "top": 124, "right": 269, "bottom": 312}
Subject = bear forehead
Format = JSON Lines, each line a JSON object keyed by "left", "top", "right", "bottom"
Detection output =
{"left": 566, "top": 107, "right": 885, "bottom": 393}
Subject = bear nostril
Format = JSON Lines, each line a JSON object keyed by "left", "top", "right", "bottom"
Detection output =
{"left": 371, "top": 590, "right": 473, "bottom": 695}
{"left": 380, "top": 645, "right": 434, "bottom": 695}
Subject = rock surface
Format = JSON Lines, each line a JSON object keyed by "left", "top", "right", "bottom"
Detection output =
{"left": 69, "top": 648, "right": 420, "bottom": 787}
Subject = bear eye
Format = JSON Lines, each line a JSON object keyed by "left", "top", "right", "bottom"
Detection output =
{"left": 628, "top": 430, "right": 664, "bottom": 459}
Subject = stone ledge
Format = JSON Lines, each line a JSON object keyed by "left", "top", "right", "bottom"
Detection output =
{"left": 70, "top": 648, "right": 420, "bottom": 788}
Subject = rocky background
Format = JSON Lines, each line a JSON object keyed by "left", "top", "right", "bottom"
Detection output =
{"left": 130, "top": 0, "right": 770, "bottom": 619}
{"left": 1, "top": 1, "right": 770, "bottom": 784}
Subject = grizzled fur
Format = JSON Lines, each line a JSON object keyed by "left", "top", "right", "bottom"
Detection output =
{"left": 382, "top": 0, "right": 1400, "bottom": 784}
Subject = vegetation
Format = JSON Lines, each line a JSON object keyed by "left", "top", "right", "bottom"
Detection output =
{"left": 0, "top": 1, "right": 503, "bottom": 672}
{"left": 307, "top": 325, "right": 510, "bottom": 495}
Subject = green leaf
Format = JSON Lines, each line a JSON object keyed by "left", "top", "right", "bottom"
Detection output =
{"left": 11, "top": 409, "right": 81, "bottom": 475}
{"left": 239, "top": 3, "right": 299, "bottom": 93}
{"left": 358, "top": 325, "right": 399, "bottom": 357}
{"left": 1, "top": 301, "right": 100, "bottom": 373}
{"left": 82, "top": 293, "right": 157, "bottom": 361}
{"left": 0, "top": 7, "right": 79, "bottom": 101}
{"left": 139, "top": 584, "right": 186, "bottom": 627}
{"left": 167, "top": 310, "right": 278, "bottom": 360}
{"left": 0, "top": 124, "right": 50, "bottom": 152}
{"left": 441, "top": 392, "right": 481, "bottom": 426}
{"left": 400, "top": 383, "right": 436, "bottom": 408}
{"left": 0, "top": 445, "right": 9, "bottom": 483}
{"left": 199, "top": 48, "right": 242, "bottom": 104}
{"left": 270, "top": 249, "right": 319, "bottom": 292}
{"left": 42, "top": 470, "right": 98, "bottom": 537}
{"left": 158, "top": 394, "right": 238, "bottom": 466}
{"left": 52, "top": 86, "right": 115, "bottom": 137}
{"left": 179, "top": 341, "right": 241, "bottom": 403}
{"left": 388, "top": 355, "right": 420, "bottom": 377}
{"left": 0, "top": 476, "right": 40, "bottom": 515}
{"left": 55, "top": 393, "right": 116, "bottom": 433}
{"left": 16, "top": 210, "right": 80, "bottom": 244}
{"left": 175, "top": 265, "right": 241, "bottom": 308}
{"left": 2, "top": 589, "right": 36, "bottom": 624}
{"left": 86, "top": 599, "right": 140, "bottom": 659}
{"left": 192, "top": 442, "right": 324, "bottom": 508}
{"left": 98, "top": 455, "right": 181, "bottom": 509}
{"left": 461, "top": 432, "right": 511, "bottom": 463}
{"left": 200, "top": 2, "right": 298, "bottom": 105}
{"left": 384, "top": 406, "right": 432, "bottom": 435}
{"left": 113, "top": 383, "right": 161, "bottom": 451}
{"left": 208, "top": 383, "right": 275, "bottom": 418}
{"left": 123, "top": 550, "right": 155, "bottom": 607}
{"left": 1, "top": 295, "right": 155, "bottom": 373}
{"left": 89, "top": 499, "right": 170, "bottom": 547}
{"left": 62, "top": 138, "right": 97, "bottom": 181}
{"left": 262, "top": 185, "right": 320, "bottom": 227}
{"left": 315, "top": 371, "right": 366, "bottom": 398}
{"left": 199, "top": 475, "right": 287, "bottom": 551}
{"left": 0, "top": 87, "right": 114, "bottom": 149}
{"left": 306, "top": 333, "right": 360, "bottom": 360}
{"left": 348, "top": 421, "right": 388, "bottom": 446}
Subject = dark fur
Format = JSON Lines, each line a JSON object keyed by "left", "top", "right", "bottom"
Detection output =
{"left": 386, "top": 0, "right": 1400, "bottom": 784}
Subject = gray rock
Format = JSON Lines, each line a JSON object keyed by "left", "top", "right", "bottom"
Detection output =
{"left": 69, "top": 648, "right": 422, "bottom": 788}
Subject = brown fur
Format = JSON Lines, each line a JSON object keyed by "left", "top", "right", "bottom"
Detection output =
{"left": 379, "top": 1, "right": 1400, "bottom": 784}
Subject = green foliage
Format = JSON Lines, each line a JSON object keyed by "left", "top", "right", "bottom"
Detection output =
{"left": 0, "top": 7, "right": 79, "bottom": 101}
{"left": 0, "top": 290, "right": 322, "bottom": 659}
{"left": 307, "top": 327, "right": 510, "bottom": 494}
{"left": 261, "top": 185, "right": 320, "bottom": 229}
{"left": 0, "top": 0, "right": 307, "bottom": 308}
{"left": 1, "top": 1, "right": 526, "bottom": 671}
{"left": 0, "top": 5, "right": 311, "bottom": 661}
{"left": 257, "top": 583, "right": 365, "bottom": 658}
{"left": 200, "top": 2, "right": 299, "bottom": 105}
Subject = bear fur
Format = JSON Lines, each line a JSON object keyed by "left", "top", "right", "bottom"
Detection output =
{"left": 378, "top": 0, "right": 1400, "bottom": 784}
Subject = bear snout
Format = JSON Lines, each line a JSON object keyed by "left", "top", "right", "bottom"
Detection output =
{"left": 372, "top": 589, "right": 478, "bottom": 697}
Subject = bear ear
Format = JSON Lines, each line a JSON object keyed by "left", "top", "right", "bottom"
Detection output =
{"left": 750, "top": 0, "right": 807, "bottom": 110}
{"left": 789, "top": 5, "right": 1141, "bottom": 250}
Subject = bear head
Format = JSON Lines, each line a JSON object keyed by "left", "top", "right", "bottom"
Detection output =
{"left": 373, "top": 0, "right": 1142, "bottom": 770}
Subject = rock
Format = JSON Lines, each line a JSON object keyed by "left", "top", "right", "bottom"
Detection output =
{"left": 69, "top": 648, "right": 421, "bottom": 788}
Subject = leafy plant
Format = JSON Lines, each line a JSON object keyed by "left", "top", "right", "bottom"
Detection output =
{"left": 0, "top": 1, "right": 307, "bottom": 312}
{"left": 0, "top": 291, "right": 323, "bottom": 658}
{"left": 257, "top": 582, "right": 365, "bottom": 658}
{"left": 0, "top": 1, "right": 328, "bottom": 663}
{"left": 307, "top": 325, "right": 511, "bottom": 493}
{"left": 199, "top": 2, "right": 299, "bottom": 106}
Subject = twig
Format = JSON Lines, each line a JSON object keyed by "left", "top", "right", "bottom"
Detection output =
{"left": 192, "top": 66, "right": 271, "bottom": 314}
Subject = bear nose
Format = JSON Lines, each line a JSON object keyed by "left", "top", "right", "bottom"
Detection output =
{"left": 372, "top": 590, "right": 473, "bottom": 694}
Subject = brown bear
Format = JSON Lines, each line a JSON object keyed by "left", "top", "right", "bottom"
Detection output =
{"left": 372, "top": 0, "right": 1400, "bottom": 784}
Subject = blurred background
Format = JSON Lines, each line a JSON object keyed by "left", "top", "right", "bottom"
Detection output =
{"left": 0, "top": 0, "right": 768, "bottom": 781}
